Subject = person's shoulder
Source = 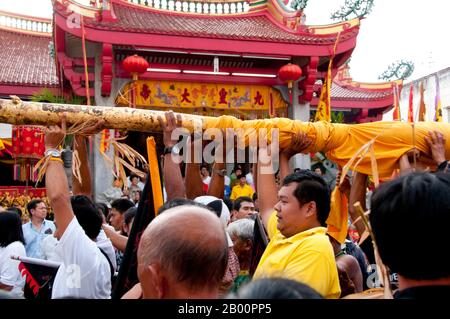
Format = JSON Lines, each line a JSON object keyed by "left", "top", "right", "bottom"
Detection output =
{"left": 6, "top": 241, "right": 26, "bottom": 254}
{"left": 299, "top": 228, "right": 333, "bottom": 250}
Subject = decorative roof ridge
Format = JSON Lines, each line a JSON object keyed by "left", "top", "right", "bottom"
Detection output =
{"left": 0, "top": 10, "right": 52, "bottom": 37}
{"left": 305, "top": 17, "right": 360, "bottom": 35}
{"left": 112, "top": 0, "right": 255, "bottom": 16}
{"left": 334, "top": 78, "right": 402, "bottom": 92}
{"left": 54, "top": 0, "right": 100, "bottom": 18}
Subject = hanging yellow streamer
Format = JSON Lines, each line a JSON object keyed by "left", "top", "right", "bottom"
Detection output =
{"left": 146, "top": 137, "right": 163, "bottom": 216}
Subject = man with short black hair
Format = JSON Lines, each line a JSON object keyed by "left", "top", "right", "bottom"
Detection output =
{"left": 110, "top": 198, "right": 135, "bottom": 233}
{"left": 231, "top": 196, "right": 256, "bottom": 222}
{"left": 370, "top": 172, "right": 450, "bottom": 298}
{"left": 255, "top": 144, "right": 341, "bottom": 298}
{"left": 22, "top": 199, "right": 55, "bottom": 259}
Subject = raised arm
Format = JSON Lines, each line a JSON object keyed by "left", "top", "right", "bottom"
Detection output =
{"left": 257, "top": 144, "right": 278, "bottom": 230}
{"left": 45, "top": 115, "right": 74, "bottom": 238}
{"left": 184, "top": 136, "right": 204, "bottom": 199}
{"left": 157, "top": 111, "right": 186, "bottom": 200}
{"left": 279, "top": 132, "right": 312, "bottom": 182}
{"left": 207, "top": 131, "right": 226, "bottom": 198}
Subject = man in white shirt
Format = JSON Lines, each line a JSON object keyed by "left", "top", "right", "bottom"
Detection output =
{"left": 44, "top": 117, "right": 112, "bottom": 299}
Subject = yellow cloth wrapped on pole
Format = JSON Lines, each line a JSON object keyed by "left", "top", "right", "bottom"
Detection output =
{"left": 203, "top": 117, "right": 449, "bottom": 179}
{"left": 1, "top": 99, "right": 450, "bottom": 179}
{"left": 146, "top": 137, "right": 164, "bottom": 216}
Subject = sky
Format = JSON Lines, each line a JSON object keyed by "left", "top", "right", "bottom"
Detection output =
{"left": 0, "top": 0, "right": 449, "bottom": 83}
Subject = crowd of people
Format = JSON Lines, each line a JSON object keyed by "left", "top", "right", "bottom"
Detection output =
{"left": 1, "top": 111, "right": 450, "bottom": 300}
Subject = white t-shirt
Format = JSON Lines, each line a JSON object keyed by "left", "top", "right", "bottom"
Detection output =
{"left": 51, "top": 217, "right": 111, "bottom": 299}
{"left": 0, "top": 241, "right": 26, "bottom": 297}
{"left": 96, "top": 229, "right": 117, "bottom": 272}
{"left": 202, "top": 176, "right": 212, "bottom": 186}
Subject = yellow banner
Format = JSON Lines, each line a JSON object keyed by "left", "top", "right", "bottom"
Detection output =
{"left": 116, "top": 80, "right": 287, "bottom": 111}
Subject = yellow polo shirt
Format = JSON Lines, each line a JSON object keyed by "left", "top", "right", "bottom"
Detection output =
{"left": 253, "top": 212, "right": 341, "bottom": 299}
{"left": 229, "top": 184, "right": 254, "bottom": 200}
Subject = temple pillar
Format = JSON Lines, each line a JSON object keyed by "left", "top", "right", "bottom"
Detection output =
{"left": 92, "top": 43, "right": 128, "bottom": 202}
{"left": 288, "top": 81, "right": 311, "bottom": 170}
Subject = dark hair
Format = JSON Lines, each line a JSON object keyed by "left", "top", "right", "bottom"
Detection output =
{"left": 252, "top": 192, "right": 258, "bottom": 202}
{"left": 370, "top": 172, "right": 450, "bottom": 280}
{"left": 111, "top": 198, "right": 135, "bottom": 214}
{"left": 129, "top": 173, "right": 139, "bottom": 180}
{"left": 223, "top": 198, "right": 233, "bottom": 213}
{"left": 26, "top": 199, "right": 44, "bottom": 215}
{"left": 228, "top": 278, "right": 323, "bottom": 299}
{"left": 311, "top": 163, "right": 326, "bottom": 175}
{"left": 233, "top": 196, "right": 253, "bottom": 211}
{"left": 124, "top": 207, "right": 137, "bottom": 225}
{"left": 0, "top": 212, "right": 25, "bottom": 247}
{"left": 200, "top": 164, "right": 209, "bottom": 170}
{"left": 6, "top": 207, "right": 23, "bottom": 218}
{"left": 70, "top": 195, "right": 103, "bottom": 240}
{"left": 236, "top": 174, "right": 245, "bottom": 180}
{"left": 282, "top": 171, "right": 331, "bottom": 226}
{"left": 95, "top": 202, "right": 109, "bottom": 220}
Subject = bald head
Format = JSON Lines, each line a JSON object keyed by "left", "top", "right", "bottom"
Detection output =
{"left": 138, "top": 205, "right": 228, "bottom": 293}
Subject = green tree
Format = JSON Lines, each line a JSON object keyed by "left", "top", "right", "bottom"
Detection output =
{"left": 331, "top": 0, "right": 374, "bottom": 21}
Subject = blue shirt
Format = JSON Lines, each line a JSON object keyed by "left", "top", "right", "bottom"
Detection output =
{"left": 22, "top": 220, "right": 56, "bottom": 259}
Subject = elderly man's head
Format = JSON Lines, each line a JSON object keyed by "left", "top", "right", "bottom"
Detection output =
{"left": 137, "top": 205, "right": 228, "bottom": 299}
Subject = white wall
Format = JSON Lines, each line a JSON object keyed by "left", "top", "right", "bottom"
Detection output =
{"left": 383, "top": 67, "right": 450, "bottom": 123}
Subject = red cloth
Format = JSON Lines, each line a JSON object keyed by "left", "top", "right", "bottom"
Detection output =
{"left": 12, "top": 125, "right": 45, "bottom": 159}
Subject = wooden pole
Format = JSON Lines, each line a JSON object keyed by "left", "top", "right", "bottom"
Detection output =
{"left": 0, "top": 98, "right": 203, "bottom": 132}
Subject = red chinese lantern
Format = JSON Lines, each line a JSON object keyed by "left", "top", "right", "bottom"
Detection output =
{"left": 278, "top": 63, "right": 302, "bottom": 90}
{"left": 122, "top": 54, "right": 149, "bottom": 108}
{"left": 122, "top": 54, "right": 149, "bottom": 81}
{"left": 278, "top": 63, "right": 302, "bottom": 104}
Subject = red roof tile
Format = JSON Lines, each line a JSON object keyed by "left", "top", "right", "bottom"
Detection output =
{"left": 331, "top": 82, "right": 392, "bottom": 101}
{"left": 0, "top": 29, "right": 58, "bottom": 87}
{"left": 86, "top": 3, "right": 358, "bottom": 44}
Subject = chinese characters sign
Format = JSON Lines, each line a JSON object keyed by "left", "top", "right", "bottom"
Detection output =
{"left": 116, "top": 80, "right": 287, "bottom": 112}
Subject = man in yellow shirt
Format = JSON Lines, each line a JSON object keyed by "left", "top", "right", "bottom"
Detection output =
{"left": 230, "top": 175, "right": 254, "bottom": 201}
{"left": 253, "top": 145, "right": 341, "bottom": 299}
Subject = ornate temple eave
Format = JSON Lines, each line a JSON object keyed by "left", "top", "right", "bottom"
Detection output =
{"left": 53, "top": 0, "right": 359, "bottom": 57}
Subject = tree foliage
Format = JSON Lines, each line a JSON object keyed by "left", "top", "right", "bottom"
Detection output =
{"left": 379, "top": 60, "right": 415, "bottom": 81}
{"left": 331, "top": 0, "right": 375, "bottom": 21}
{"left": 290, "top": 0, "right": 309, "bottom": 11}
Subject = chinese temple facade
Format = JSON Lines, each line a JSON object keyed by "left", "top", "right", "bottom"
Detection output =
{"left": 0, "top": 0, "right": 400, "bottom": 199}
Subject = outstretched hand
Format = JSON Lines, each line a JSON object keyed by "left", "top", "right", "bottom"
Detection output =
{"left": 45, "top": 113, "right": 67, "bottom": 150}
{"left": 424, "top": 130, "right": 446, "bottom": 165}
{"left": 157, "top": 111, "right": 183, "bottom": 147}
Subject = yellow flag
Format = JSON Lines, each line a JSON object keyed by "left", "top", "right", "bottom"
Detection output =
{"left": 315, "top": 69, "right": 332, "bottom": 122}
{"left": 315, "top": 33, "right": 340, "bottom": 122}
{"left": 418, "top": 82, "right": 426, "bottom": 121}
{"left": 435, "top": 75, "right": 443, "bottom": 122}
